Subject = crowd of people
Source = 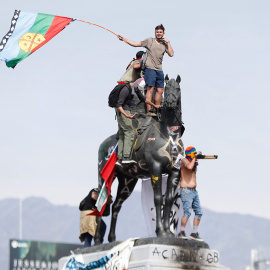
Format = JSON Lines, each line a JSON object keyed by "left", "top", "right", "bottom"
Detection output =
{"left": 79, "top": 24, "right": 204, "bottom": 247}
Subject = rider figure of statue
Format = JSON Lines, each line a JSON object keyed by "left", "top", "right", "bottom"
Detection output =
{"left": 178, "top": 146, "right": 204, "bottom": 242}
{"left": 115, "top": 79, "right": 160, "bottom": 165}
{"left": 118, "top": 24, "right": 174, "bottom": 117}
{"left": 117, "top": 51, "right": 144, "bottom": 84}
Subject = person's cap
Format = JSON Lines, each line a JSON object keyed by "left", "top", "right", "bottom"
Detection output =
{"left": 185, "top": 146, "right": 196, "bottom": 159}
{"left": 136, "top": 51, "right": 144, "bottom": 59}
{"left": 134, "top": 78, "right": 146, "bottom": 91}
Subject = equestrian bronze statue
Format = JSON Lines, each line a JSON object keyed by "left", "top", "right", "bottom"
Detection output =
{"left": 95, "top": 75, "right": 185, "bottom": 243}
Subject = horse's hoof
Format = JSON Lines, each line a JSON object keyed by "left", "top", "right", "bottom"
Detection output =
{"left": 94, "top": 239, "right": 101, "bottom": 245}
{"left": 155, "top": 229, "right": 167, "bottom": 238}
{"left": 165, "top": 231, "right": 175, "bottom": 238}
{"left": 108, "top": 234, "right": 116, "bottom": 243}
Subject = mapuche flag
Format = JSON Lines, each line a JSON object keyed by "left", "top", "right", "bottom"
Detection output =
{"left": 0, "top": 10, "right": 73, "bottom": 68}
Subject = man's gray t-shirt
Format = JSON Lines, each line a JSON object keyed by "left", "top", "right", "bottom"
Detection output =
{"left": 141, "top": 37, "right": 167, "bottom": 71}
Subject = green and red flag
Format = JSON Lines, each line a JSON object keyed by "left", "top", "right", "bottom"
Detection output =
{"left": 0, "top": 10, "right": 73, "bottom": 68}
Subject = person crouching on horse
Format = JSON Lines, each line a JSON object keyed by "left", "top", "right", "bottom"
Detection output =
{"left": 178, "top": 146, "right": 204, "bottom": 241}
{"left": 116, "top": 78, "right": 160, "bottom": 165}
{"left": 117, "top": 51, "right": 144, "bottom": 84}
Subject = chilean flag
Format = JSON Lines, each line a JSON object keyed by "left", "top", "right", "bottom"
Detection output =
{"left": 89, "top": 144, "right": 118, "bottom": 216}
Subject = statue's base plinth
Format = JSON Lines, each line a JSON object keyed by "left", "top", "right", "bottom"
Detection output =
{"left": 59, "top": 237, "right": 230, "bottom": 269}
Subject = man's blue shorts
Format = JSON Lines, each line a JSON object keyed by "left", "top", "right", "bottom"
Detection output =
{"left": 180, "top": 188, "right": 203, "bottom": 220}
{"left": 144, "top": 68, "right": 164, "bottom": 88}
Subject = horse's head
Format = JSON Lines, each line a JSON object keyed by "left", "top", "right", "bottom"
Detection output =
{"left": 163, "top": 75, "right": 181, "bottom": 108}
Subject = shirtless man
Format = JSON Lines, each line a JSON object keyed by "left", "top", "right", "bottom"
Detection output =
{"left": 178, "top": 146, "right": 204, "bottom": 241}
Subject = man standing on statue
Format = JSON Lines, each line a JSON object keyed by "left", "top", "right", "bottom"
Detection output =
{"left": 115, "top": 79, "right": 160, "bottom": 164}
{"left": 178, "top": 146, "right": 204, "bottom": 241}
{"left": 118, "top": 24, "right": 174, "bottom": 117}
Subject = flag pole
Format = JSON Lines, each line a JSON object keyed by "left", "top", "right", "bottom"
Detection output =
{"left": 75, "top": 20, "right": 128, "bottom": 43}
{"left": 75, "top": 19, "right": 118, "bottom": 37}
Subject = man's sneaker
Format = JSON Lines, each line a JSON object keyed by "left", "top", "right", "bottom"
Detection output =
{"left": 189, "top": 233, "right": 204, "bottom": 242}
{"left": 121, "top": 157, "right": 137, "bottom": 164}
{"left": 178, "top": 231, "right": 188, "bottom": 240}
{"left": 146, "top": 109, "right": 157, "bottom": 117}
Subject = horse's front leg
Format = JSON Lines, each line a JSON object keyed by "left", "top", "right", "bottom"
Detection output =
{"left": 108, "top": 175, "right": 138, "bottom": 242}
{"left": 150, "top": 161, "right": 167, "bottom": 237}
{"left": 94, "top": 174, "right": 105, "bottom": 245}
{"left": 163, "top": 169, "right": 180, "bottom": 237}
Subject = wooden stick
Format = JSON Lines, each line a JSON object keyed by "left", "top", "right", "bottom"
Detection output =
{"left": 196, "top": 155, "right": 218, "bottom": 159}
{"left": 76, "top": 19, "right": 118, "bottom": 36}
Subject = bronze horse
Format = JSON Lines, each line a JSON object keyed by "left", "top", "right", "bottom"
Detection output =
{"left": 95, "top": 75, "right": 184, "bottom": 243}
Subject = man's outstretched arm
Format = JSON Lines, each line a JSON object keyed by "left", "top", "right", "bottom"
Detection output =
{"left": 118, "top": 35, "right": 142, "bottom": 47}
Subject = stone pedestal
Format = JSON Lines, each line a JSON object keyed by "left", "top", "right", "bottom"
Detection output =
{"left": 59, "top": 238, "right": 230, "bottom": 270}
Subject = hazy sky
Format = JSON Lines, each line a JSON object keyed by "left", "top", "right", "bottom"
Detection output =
{"left": 1, "top": 0, "right": 269, "bottom": 219}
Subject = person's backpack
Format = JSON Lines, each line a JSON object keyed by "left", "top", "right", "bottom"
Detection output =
{"left": 108, "top": 83, "right": 131, "bottom": 108}
{"left": 140, "top": 52, "right": 147, "bottom": 71}
{"left": 140, "top": 38, "right": 154, "bottom": 72}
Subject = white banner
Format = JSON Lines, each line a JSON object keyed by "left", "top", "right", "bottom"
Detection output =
{"left": 104, "top": 237, "right": 137, "bottom": 269}
{"left": 141, "top": 175, "right": 192, "bottom": 237}
{"left": 63, "top": 238, "right": 137, "bottom": 270}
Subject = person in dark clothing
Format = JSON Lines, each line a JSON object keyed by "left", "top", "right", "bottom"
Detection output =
{"left": 116, "top": 78, "right": 160, "bottom": 164}
{"left": 79, "top": 188, "right": 112, "bottom": 247}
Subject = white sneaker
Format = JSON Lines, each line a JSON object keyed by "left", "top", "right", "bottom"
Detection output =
{"left": 122, "top": 158, "right": 137, "bottom": 164}
{"left": 115, "top": 161, "right": 123, "bottom": 167}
